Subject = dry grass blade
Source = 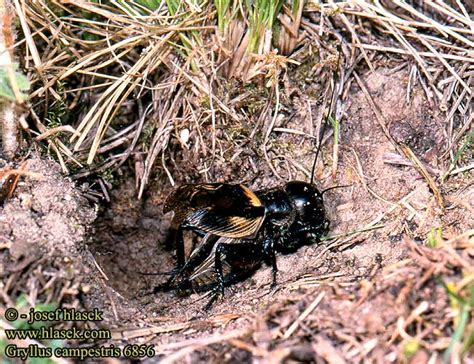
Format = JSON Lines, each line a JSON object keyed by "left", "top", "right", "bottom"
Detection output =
{"left": 112, "top": 322, "right": 192, "bottom": 340}
{"left": 282, "top": 291, "right": 325, "bottom": 339}
{"left": 391, "top": 0, "right": 473, "bottom": 48}
{"left": 13, "top": 0, "right": 41, "bottom": 69}
{"left": 399, "top": 144, "right": 444, "bottom": 208}
{"left": 416, "top": 35, "right": 471, "bottom": 95}
{"left": 354, "top": 43, "right": 474, "bottom": 62}
{"left": 157, "top": 328, "right": 249, "bottom": 352}
{"left": 35, "top": 125, "right": 76, "bottom": 141}
{"left": 353, "top": 72, "right": 397, "bottom": 147}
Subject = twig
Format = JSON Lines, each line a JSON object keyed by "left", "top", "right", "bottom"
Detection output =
{"left": 282, "top": 292, "right": 325, "bottom": 339}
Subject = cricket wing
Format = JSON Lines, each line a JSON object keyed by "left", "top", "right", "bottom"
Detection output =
{"left": 164, "top": 183, "right": 265, "bottom": 238}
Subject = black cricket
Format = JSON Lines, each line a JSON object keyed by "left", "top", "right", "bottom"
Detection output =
{"left": 157, "top": 81, "right": 338, "bottom": 307}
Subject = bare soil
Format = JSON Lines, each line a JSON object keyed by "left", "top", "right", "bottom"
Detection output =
{"left": 0, "top": 154, "right": 96, "bottom": 319}
{"left": 2, "top": 67, "right": 472, "bottom": 362}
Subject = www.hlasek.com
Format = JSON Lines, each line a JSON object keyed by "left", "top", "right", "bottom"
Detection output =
{"left": 3, "top": 307, "right": 155, "bottom": 360}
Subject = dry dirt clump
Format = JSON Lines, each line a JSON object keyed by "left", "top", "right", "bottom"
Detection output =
{"left": 0, "top": 153, "right": 96, "bottom": 326}
{"left": 0, "top": 154, "right": 96, "bottom": 258}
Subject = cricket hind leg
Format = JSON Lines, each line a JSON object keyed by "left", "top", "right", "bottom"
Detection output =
{"left": 204, "top": 242, "right": 263, "bottom": 309}
{"left": 154, "top": 232, "right": 218, "bottom": 293}
{"left": 174, "top": 224, "right": 207, "bottom": 269}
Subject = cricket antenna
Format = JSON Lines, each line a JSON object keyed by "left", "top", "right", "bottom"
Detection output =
{"left": 310, "top": 57, "right": 340, "bottom": 185}
{"left": 321, "top": 184, "right": 352, "bottom": 195}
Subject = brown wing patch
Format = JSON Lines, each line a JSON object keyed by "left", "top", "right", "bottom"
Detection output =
{"left": 187, "top": 210, "right": 264, "bottom": 238}
{"left": 240, "top": 184, "right": 262, "bottom": 207}
{"left": 163, "top": 184, "right": 218, "bottom": 214}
